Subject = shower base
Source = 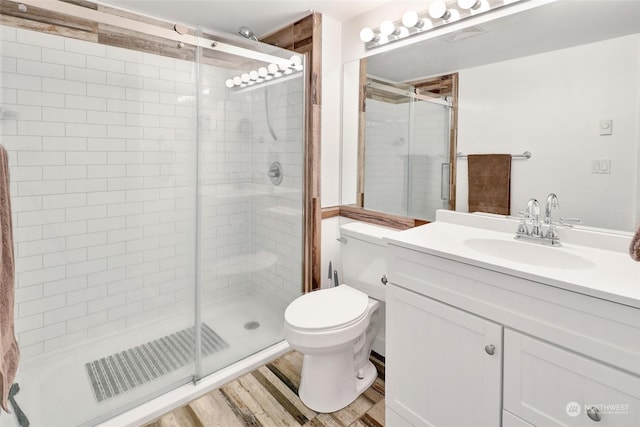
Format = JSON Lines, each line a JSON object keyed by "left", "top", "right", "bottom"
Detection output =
{"left": 2, "top": 293, "right": 285, "bottom": 427}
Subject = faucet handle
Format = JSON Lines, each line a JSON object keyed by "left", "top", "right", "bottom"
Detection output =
{"left": 559, "top": 217, "right": 582, "bottom": 227}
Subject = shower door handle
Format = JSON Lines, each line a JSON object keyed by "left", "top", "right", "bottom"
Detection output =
{"left": 441, "top": 162, "right": 450, "bottom": 201}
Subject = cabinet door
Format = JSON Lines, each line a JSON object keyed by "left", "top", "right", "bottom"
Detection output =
{"left": 386, "top": 284, "right": 503, "bottom": 427}
{"left": 504, "top": 329, "right": 640, "bottom": 426}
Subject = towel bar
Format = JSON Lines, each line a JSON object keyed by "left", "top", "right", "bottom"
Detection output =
{"left": 457, "top": 151, "right": 531, "bottom": 159}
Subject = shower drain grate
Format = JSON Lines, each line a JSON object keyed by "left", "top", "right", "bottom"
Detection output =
{"left": 85, "top": 323, "right": 228, "bottom": 403}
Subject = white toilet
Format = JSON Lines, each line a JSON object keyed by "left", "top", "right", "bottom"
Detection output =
{"left": 284, "top": 222, "right": 395, "bottom": 413}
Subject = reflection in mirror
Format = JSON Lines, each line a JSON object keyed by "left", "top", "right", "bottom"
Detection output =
{"left": 360, "top": 76, "right": 456, "bottom": 221}
{"left": 344, "top": 1, "right": 640, "bottom": 231}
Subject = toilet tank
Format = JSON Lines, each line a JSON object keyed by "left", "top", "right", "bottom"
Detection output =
{"left": 340, "top": 222, "right": 397, "bottom": 301}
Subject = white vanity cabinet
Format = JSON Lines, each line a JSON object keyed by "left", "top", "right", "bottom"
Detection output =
{"left": 504, "top": 329, "right": 640, "bottom": 426}
{"left": 386, "top": 284, "right": 503, "bottom": 427}
{"left": 385, "top": 239, "right": 640, "bottom": 427}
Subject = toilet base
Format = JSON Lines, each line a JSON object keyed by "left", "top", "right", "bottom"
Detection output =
{"left": 298, "top": 350, "right": 378, "bottom": 413}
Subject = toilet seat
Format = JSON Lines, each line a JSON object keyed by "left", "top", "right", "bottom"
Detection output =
{"left": 285, "top": 285, "right": 369, "bottom": 331}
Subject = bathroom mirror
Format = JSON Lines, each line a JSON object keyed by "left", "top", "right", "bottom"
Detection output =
{"left": 342, "top": 0, "right": 640, "bottom": 232}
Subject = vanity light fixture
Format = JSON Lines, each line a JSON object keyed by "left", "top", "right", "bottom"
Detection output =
{"left": 224, "top": 55, "right": 304, "bottom": 89}
{"left": 361, "top": 0, "right": 522, "bottom": 49}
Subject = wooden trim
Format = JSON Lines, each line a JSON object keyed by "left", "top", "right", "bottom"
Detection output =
{"left": 448, "top": 73, "right": 459, "bottom": 211}
{"left": 338, "top": 206, "right": 428, "bottom": 230}
{"left": 320, "top": 206, "right": 340, "bottom": 219}
{"left": 356, "top": 58, "right": 367, "bottom": 207}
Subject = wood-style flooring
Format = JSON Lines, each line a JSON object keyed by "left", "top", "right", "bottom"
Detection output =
{"left": 144, "top": 351, "right": 385, "bottom": 427}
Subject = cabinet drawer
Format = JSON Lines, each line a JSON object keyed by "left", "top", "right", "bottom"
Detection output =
{"left": 504, "top": 329, "right": 640, "bottom": 426}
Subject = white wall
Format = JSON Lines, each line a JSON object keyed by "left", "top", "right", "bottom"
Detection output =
{"left": 321, "top": 15, "right": 343, "bottom": 208}
{"left": 456, "top": 34, "right": 640, "bottom": 231}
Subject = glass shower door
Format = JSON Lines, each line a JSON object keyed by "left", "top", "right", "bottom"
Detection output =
{"left": 406, "top": 98, "right": 451, "bottom": 221}
{"left": 363, "top": 80, "right": 451, "bottom": 220}
{"left": 195, "top": 27, "right": 306, "bottom": 379}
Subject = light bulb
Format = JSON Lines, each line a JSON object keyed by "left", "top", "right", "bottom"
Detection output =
{"left": 421, "top": 18, "right": 434, "bottom": 30}
{"left": 249, "top": 70, "right": 259, "bottom": 80}
{"left": 458, "top": 0, "right": 481, "bottom": 9}
{"left": 360, "top": 27, "right": 375, "bottom": 42}
{"left": 241, "top": 73, "right": 250, "bottom": 83}
{"left": 258, "top": 67, "right": 268, "bottom": 77}
{"left": 380, "top": 20, "right": 396, "bottom": 36}
{"left": 428, "top": 0, "right": 451, "bottom": 20}
{"left": 397, "top": 27, "right": 409, "bottom": 38}
{"left": 402, "top": 11, "right": 419, "bottom": 27}
{"left": 267, "top": 63, "right": 279, "bottom": 74}
{"left": 225, "top": 79, "right": 234, "bottom": 88}
{"left": 290, "top": 55, "right": 302, "bottom": 66}
{"left": 233, "top": 76, "right": 242, "bottom": 86}
{"left": 284, "top": 68, "right": 293, "bottom": 75}
{"left": 378, "top": 34, "right": 389, "bottom": 44}
{"left": 294, "top": 64, "right": 303, "bottom": 71}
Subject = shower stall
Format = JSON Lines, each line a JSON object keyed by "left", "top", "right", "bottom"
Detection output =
{"left": 363, "top": 80, "right": 451, "bottom": 221}
{"left": 0, "top": 6, "right": 305, "bottom": 426}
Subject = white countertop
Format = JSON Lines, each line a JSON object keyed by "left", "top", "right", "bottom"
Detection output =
{"left": 385, "top": 211, "right": 640, "bottom": 309}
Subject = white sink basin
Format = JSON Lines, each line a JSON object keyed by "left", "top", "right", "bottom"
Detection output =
{"left": 463, "top": 238, "right": 595, "bottom": 269}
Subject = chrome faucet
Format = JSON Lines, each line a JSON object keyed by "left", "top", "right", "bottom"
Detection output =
{"left": 544, "top": 193, "right": 559, "bottom": 225}
{"left": 526, "top": 198, "right": 542, "bottom": 237}
{"left": 516, "top": 196, "right": 561, "bottom": 246}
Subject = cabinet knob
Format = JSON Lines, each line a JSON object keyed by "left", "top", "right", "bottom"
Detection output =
{"left": 586, "top": 406, "right": 601, "bottom": 422}
{"left": 484, "top": 344, "right": 495, "bottom": 355}
{"left": 381, "top": 274, "right": 388, "bottom": 285}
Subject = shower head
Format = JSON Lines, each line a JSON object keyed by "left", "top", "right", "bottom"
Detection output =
{"left": 238, "top": 26, "right": 258, "bottom": 41}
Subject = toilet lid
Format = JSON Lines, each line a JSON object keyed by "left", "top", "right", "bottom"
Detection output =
{"left": 285, "top": 285, "right": 369, "bottom": 330}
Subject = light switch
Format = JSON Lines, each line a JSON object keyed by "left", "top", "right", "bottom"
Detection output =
{"left": 591, "top": 158, "right": 612, "bottom": 174}
{"left": 599, "top": 119, "right": 612, "bottom": 135}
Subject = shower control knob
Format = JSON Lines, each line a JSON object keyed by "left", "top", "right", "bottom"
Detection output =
{"left": 380, "top": 274, "right": 388, "bottom": 285}
{"left": 484, "top": 344, "right": 495, "bottom": 355}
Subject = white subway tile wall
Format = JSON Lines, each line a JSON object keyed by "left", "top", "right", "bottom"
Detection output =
{"left": 1, "top": 25, "right": 305, "bottom": 359}
{"left": 1, "top": 26, "right": 198, "bottom": 359}
{"left": 364, "top": 98, "right": 449, "bottom": 220}
{"left": 197, "top": 67, "right": 305, "bottom": 312}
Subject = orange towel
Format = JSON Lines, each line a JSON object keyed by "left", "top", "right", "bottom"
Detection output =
{"left": 467, "top": 154, "right": 512, "bottom": 215}
{"left": 0, "top": 145, "right": 19, "bottom": 413}
{"left": 630, "top": 227, "right": 640, "bottom": 261}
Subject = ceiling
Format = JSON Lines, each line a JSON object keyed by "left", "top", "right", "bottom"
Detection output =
{"left": 96, "top": 0, "right": 387, "bottom": 38}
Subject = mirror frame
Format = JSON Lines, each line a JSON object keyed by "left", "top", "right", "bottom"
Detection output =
{"left": 345, "top": 59, "right": 459, "bottom": 227}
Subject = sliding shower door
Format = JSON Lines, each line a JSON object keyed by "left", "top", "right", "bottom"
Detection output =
{"left": 406, "top": 98, "right": 451, "bottom": 221}
{"left": 1, "top": 15, "right": 305, "bottom": 427}
{"left": 363, "top": 81, "right": 450, "bottom": 221}
{"left": 0, "top": 23, "right": 198, "bottom": 427}
{"left": 195, "top": 28, "right": 306, "bottom": 379}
